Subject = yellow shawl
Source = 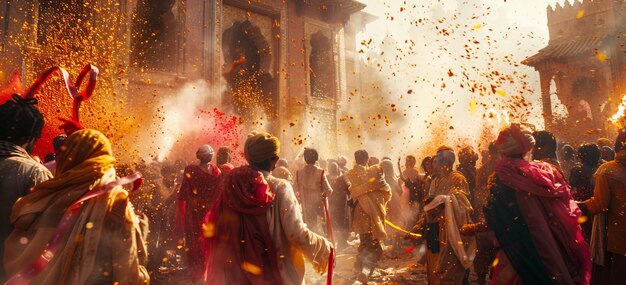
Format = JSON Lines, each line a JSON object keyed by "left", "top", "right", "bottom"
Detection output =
{"left": 4, "top": 129, "right": 147, "bottom": 284}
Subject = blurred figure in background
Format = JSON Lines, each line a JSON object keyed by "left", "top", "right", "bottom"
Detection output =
{"left": 272, "top": 158, "right": 293, "bottom": 183}
{"left": 175, "top": 145, "right": 222, "bottom": 282}
{"left": 294, "top": 148, "right": 332, "bottom": 235}
{"left": 578, "top": 130, "right": 626, "bottom": 285}
{"left": 380, "top": 158, "right": 404, "bottom": 258}
{"left": 216, "top": 146, "right": 234, "bottom": 173}
{"left": 327, "top": 161, "right": 350, "bottom": 249}
{"left": 559, "top": 144, "right": 578, "bottom": 180}
{"left": 569, "top": 143, "right": 602, "bottom": 242}
{"left": 43, "top": 134, "right": 67, "bottom": 176}
{"left": 600, "top": 146, "right": 615, "bottom": 162}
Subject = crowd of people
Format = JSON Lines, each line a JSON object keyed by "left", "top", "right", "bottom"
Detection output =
{"left": 1, "top": 94, "right": 625, "bottom": 285}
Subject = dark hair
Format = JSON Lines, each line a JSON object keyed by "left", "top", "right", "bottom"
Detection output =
{"left": 52, "top": 134, "right": 67, "bottom": 152}
{"left": 216, "top": 147, "right": 231, "bottom": 164}
{"left": 601, "top": 146, "right": 615, "bottom": 161}
{"left": 0, "top": 94, "right": 45, "bottom": 152}
{"left": 577, "top": 143, "right": 600, "bottom": 166}
{"left": 421, "top": 156, "right": 432, "bottom": 169}
{"left": 405, "top": 155, "right": 416, "bottom": 167}
{"left": 303, "top": 148, "right": 318, "bottom": 164}
{"left": 354, "top": 149, "right": 369, "bottom": 165}
{"left": 532, "top": 130, "right": 558, "bottom": 160}
{"left": 251, "top": 160, "right": 273, "bottom": 171}
{"left": 44, "top": 153, "right": 55, "bottom": 163}
{"left": 561, "top": 144, "right": 576, "bottom": 160}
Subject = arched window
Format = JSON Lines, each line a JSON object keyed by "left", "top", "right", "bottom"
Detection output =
{"left": 131, "top": 0, "right": 179, "bottom": 71}
{"left": 309, "top": 31, "right": 335, "bottom": 99}
{"left": 222, "top": 20, "right": 275, "bottom": 120}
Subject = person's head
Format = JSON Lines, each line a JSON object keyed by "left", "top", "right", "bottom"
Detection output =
{"left": 434, "top": 146, "right": 455, "bottom": 175}
{"left": 601, "top": 146, "right": 615, "bottom": 161}
{"left": 276, "top": 158, "right": 288, "bottom": 168}
{"left": 244, "top": 131, "right": 280, "bottom": 171}
{"left": 328, "top": 161, "right": 340, "bottom": 176}
{"left": 597, "top": 137, "right": 613, "bottom": 148}
{"left": 577, "top": 143, "right": 601, "bottom": 167}
{"left": 354, "top": 149, "right": 369, "bottom": 166}
{"left": 368, "top": 156, "right": 380, "bottom": 166}
{"left": 161, "top": 164, "right": 179, "bottom": 188}
{"left": 614, "top": 128, "right": 626, "bottom": 153}
{"left": 52, "top": 134, "right": 67, "bottom": 155}
{"left": 216, "top": 146, "right": 231, "bottom": 165}
{"left": 458, "top": 146, "right": 478, "bottom": 166}
{"left": 337, "top": 155, "right": 348, "bottom": 168}
{"left": 44, "top": 153, "right": 55, "bottom": 163}
{"left": 303, "top": 147, "right": 319, "bottom": 165}
{"left": 55, "top": 129, "right": 115, "bottom": 176}
{"left": 380, "top": 159, "right": 396, "bottom": 182}
{"left": 421, "top": 156, "right": 433, "bottom": 174}
{"left": 405, "top": 155, "right": 417, "bottom": 168}
{"left": 532, "top": 130, "right": 558, "bottom": 160}
{"left": 196, "top": 144, "right": 214, "bottom": 164}
{"left": 0, "top": 94, "right": 45, "bottom": 153}
{"left": 560, "top": 144, "right": 576, "bottom": 161}
{"left": 495, "top": 123, "right": 535, "bottom": 159}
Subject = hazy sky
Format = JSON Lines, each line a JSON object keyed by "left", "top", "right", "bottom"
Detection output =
{"left": 349, "top": 0, "right": 574, "bottom": 155}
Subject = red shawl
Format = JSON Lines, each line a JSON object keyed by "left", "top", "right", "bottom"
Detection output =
{"left": 218, "top": 163, "right": 235, "bottom": 174}
{"left": 495, "top": 157, "right": 591, "bottom": 284}
{"left": 204, "top": 166, "right": 282, "bottom": 285}
{"left": 175, "top": 163, "right": 221, "bottom": 281}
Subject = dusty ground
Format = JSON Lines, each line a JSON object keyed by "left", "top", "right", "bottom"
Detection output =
{"left": 306, "top": 240, "right": 484, "bottom": 285}
{"left": 160, "top": 238, "right": 485, "bottom": 284}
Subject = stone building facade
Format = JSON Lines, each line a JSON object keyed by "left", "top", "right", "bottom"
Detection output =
{"left": 524, "top": 0, "right": 625, "bottom": 143}
{"left": 0, "top": 0, "right": 366, "bottom": 159}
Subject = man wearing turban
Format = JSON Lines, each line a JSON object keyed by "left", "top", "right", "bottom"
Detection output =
{"left": 174, "top": 144, "right": 222, "bottom": 282}
{"left": 204, "top": 132, "right": 332, "bottom": 285}
{"left": 423, "top": 146, "right": 476, "bottom": 285}
{"left": 483, "top": 123, "right": 590, "bottom": 285}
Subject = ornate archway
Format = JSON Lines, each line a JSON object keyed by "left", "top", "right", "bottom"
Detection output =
{"left": 221, "top": 20, "right": 276, "bottom": 122}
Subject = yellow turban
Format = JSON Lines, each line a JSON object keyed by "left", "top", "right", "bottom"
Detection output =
{"left": 244, "top": 131, "right": 280, "bottom": 164}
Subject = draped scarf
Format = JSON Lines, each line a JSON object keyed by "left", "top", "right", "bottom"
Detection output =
{"left": 491, "top": 157, "right": 591, "bottom": 285}
{"left": 204, "top": 166, "right": 283, "bottom": 285}
{"left": 5, "top": 129, "right": 117, "bottom": 284}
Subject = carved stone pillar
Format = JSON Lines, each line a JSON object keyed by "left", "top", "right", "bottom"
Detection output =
{"left": 539, "top": 65, "right": 554, "bottom": 129}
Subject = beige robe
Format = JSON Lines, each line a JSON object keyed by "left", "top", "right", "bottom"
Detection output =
{"left": 4, "top": 169, "right": 149, "bottom": 285}
{"left": 294, "top": 165, "right": 332, "bottom": 234}
{"left": 265, "top": 173, "right": 332, "bottom": 285}
{"left": 346, "top": 165, "right": 391, "bottom": 240}
{"left": 425, "top": 171, "right": 476, "bottom": 285}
